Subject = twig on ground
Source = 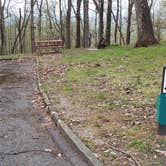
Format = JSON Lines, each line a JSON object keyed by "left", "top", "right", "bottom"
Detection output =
{"left": 110, "top": 145, "right": 142, "bottom": 166}
{"left": 155, "top": 149, "right": 166, "bottom": 157}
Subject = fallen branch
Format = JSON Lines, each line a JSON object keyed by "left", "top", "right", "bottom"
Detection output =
{"left": 110, "top": 145, "right": 142, "bottom": 166}
{"left": 155, "top": 149, "right": 166, "bottom": 157}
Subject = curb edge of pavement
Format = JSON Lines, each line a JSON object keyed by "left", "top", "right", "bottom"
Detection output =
{"left": 36, "top": 57, "right": 103, "bottom": 166}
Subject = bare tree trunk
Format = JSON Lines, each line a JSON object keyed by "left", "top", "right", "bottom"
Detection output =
{"left": 83, "top": 0, "right": 89, "bottom": 48}
{"left": 46, "top": 0, "right": 54, "bottom": 38}
{"left": 8, "top": 13, "right": 12, "bottom": 54}
{"left": 112, "top": 10, "right": 125, "bottom": 45}
{"left": 149, "top": 0, "right": 154, "bottom": 11}
{"left": 92, "top": 0, "right": 104, "bottom": 42}
{"left": 119, "top": 0, "right": 122, "bottom": 45}
{"left": 66, "top": 0, "right": 72, "bottom": 48}
{"left": 105, "top": 0, "right": 112, "bottom": 45}
{"left": 126, "top": 0, "right": 134, "bottom": 45}
{"left": 59, "top": 0, "right": 64, "bottom": 40}
{"left": 30, "top": 0, "right": 35, "bottom": 53}
{"left": 37, "top": 0, "right": 43, "bottom": 40}
{"left": 98, "top": 0, "right": 104, "bottom": 41}
{"left": 114, "top": 0, "right": 119, "bottom": 44}
{"left": 12, "top": 13, "right": 30, "bottom": 54}
{"left": 95, "top": 11, "right": 98, "bottom": 46}
{"left": 76, "top": 0, "right": 82, "bottom": 48}
{"left": 18, "top": 8, "right": 23, "bottom": 53}
{"left": 0, "top": 0, "right": 7, "bottom": 54}
{"left": 135, "top": 0, "right": 158, "bottom": 47}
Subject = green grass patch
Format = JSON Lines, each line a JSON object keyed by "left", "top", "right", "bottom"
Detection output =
{"left": 64, "top": 45, "right": 166, "bottom": 65}
{"left": 96, "top": 114, "right": 106, "bottom": 120}
{"left": 63, "top": 85, "right": 74, "bottom": 92}
{"left": 129, "top": 139, "right": 153, "bottom": 153}
{"left": 0, "top": 54, "right": 24, "bottom": 59}
{"left": 63, "top": 44, "right": 166, "bottom": 99}
{"left": 65, "top": 66, "right": 102, "bottom": 83}
{"left": 38, "top": 44, "right": 166, "bottom": 165}
{"left": 96, "top": 92, "right": 107, "bottom": 101}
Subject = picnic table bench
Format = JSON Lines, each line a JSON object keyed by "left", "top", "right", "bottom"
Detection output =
{"left": 34, "top": 39, "right": 64, "bottom": 53}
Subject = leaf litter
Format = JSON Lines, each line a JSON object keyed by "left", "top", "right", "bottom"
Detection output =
{"left": 38, "top": 49, "right": 166, "bottom": 165}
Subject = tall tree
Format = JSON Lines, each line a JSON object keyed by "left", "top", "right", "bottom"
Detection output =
{"left": 105, "top": 0, "right": 112, "bottom": 45}
{"left": 11, "top": 3, "right": 30, "bottom": 54}
{"left": 119, "top": 0, "right": 122, "bottom": 44}
{"left": 30, "top": 0, "right": 35, "bottom": 53}
{"left": 126, "top": 0, "right": 134, "bottom": 45}
{"left": 94, "top": 10, "right": 98, "bottom": 46}
{"left": 0, "top": 0, "right": 7, "bottom": 54}
{"left": 149, "top": 0, "right": 154, "bottom": 11}
{"left": 66, "top": 0, "right": 72, "bottom": 48}
{"left": 83, "top": 0, "right": 89, "bottom": 48}
{"left": 37, "top": 0, "right": 43, "bottom": 40}
{"left": 76, "top": 0, "right": 82, "bottom": 48}
{"left": 114, "top": 0, "right": 119, "bottom": 44}
{"left": 46, "top": 0, "right": 54, "bottom": 38}
{"left": 135, "top": 0, "right": 158, "bottom": 47}
{"left": 17, "top": 3, "right": 30, "bottom": 54}
{"left": 59, "top": 0, "right": 64, "bottom": 40}
{"left": 93, "top": 0, "right": 104, "bottom": 41}
{"left": 98, "top": 0, "right": 104, "bottom": 41}
{"left": 18, "top": 8, "right": 23, "bottom": 53}
{"left": 112, "top": 10, "right": 125, "bottom": 44}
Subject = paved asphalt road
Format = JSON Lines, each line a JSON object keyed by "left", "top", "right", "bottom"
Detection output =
{"left": 0, "top": 58, "right": 88, "bottom": 166}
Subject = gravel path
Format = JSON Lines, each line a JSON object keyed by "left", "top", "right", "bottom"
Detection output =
{"left": 0, "top": 58, "right": 88, "bottom": 166}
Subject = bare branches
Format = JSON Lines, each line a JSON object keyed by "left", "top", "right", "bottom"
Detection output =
{"left": 11, "top": 10, "right": 30, "bottom": 53}
{"left": 109, "top": 145, "right": 142, "bottom": 166}
{"left": 71, "top": 2, "right": 77, "bottom": 16}
{"left": 2, "top": 0, "right": 7, "bottom": 8}
{"left": 36, "top": 0, "right": 43, "bottom": 11}
{"left": 149, "top": 0, "right": 154, "bottom": 10}
{"left": 111, "top": 9, "right": 125, "bottom": 45}
{"left": 92, "top": 0, "right": 99, "bottom": 11}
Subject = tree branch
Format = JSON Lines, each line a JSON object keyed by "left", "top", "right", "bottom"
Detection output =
{"left": 110, "top": 145, "right": 142, "bottom": 166}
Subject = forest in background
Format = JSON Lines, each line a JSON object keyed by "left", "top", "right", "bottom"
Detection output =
{"left": 0, "top": 0, "right": 166, "bottom": 55}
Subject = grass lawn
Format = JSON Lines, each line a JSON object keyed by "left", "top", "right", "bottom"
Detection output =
{"left": 0, "top": 54, "right": 21, "bottom": 59}
{"left": 38, "top": 44, "right": 166, "bottom": 165}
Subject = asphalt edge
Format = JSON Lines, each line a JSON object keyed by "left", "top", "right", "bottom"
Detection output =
{"left": 35, "top": 57, "right": 103, "bottom": 166}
